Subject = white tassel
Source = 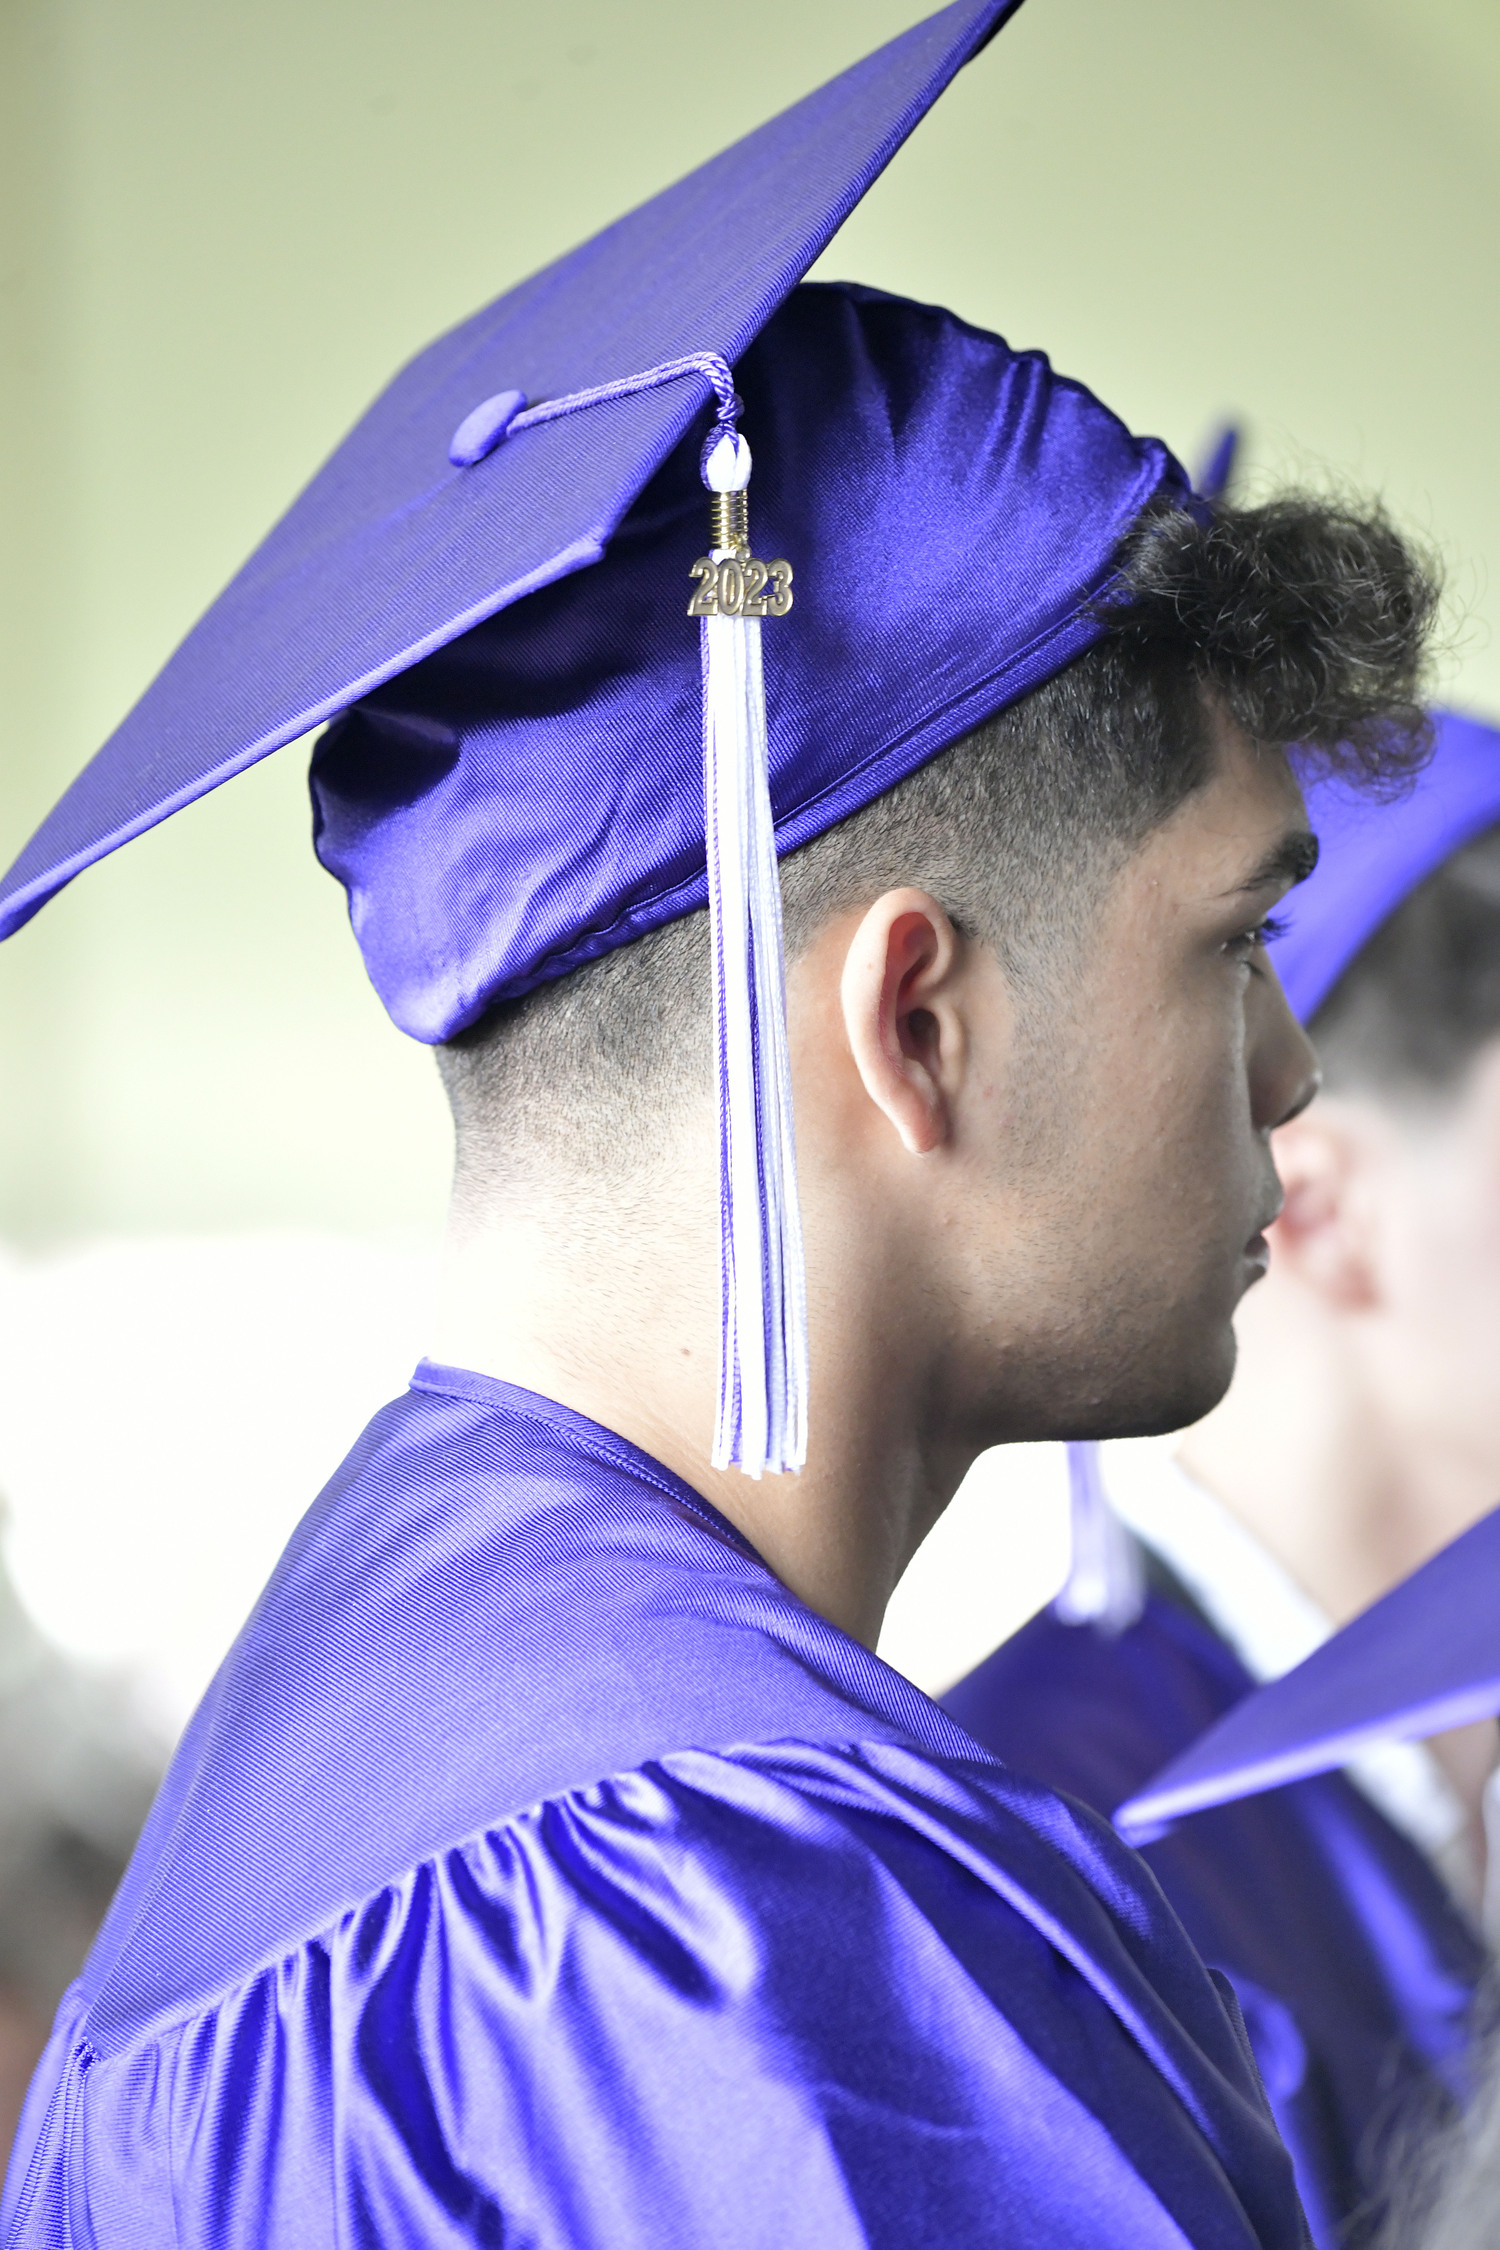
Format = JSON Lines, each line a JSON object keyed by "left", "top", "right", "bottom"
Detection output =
{"left": 700, "top": 431, "right": 808, "bottom": 1478}
{"left": 1054, "top": 1440, "right": 1146, "bottom": 1634}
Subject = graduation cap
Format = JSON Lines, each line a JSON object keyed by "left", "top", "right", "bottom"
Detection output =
{"left": 0, "top": 0, "right": 1194, "bottom": 1477}
{"left": 1276, "top": 709, "right": 1500, "bottom": 1025}
{"left": 1115, "top": 1501, "right": 1500, "bottom": 1845}
{"left": 1192, "top": 423, "right": 1241, "bottom": 507}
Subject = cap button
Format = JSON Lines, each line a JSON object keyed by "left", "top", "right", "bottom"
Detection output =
{"left": 448, "top": 389, "right": 529, "bottom": 468}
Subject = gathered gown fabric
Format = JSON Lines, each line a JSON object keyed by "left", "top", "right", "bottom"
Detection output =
{"left": 943, "top": 1563, "right": 1486, "bottom": 2250}
{"left": 3, "top": 1367, "right": 1308, "bottom": 2248}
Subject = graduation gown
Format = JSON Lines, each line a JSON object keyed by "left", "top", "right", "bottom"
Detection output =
{"left": 943, "top": 1562, "right": 1485, "bottom": 2250}
{"left": 3, "top": 1366, "right": 1307, "bottom": 2248}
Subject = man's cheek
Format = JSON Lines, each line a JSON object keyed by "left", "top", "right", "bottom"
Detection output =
{"left": 1154, "top": 1097, "right": 1251, "bottom": 1271}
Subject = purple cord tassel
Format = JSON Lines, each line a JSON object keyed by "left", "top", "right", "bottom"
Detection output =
{"left": 1054, "top": 1440, "right": 1145, "bottom": 1635}
{"left": 701, "top": 431, "right": 807, "bottom": 1478}
{"left": 447, "top": 352, "right": 810, "bottom": 1478}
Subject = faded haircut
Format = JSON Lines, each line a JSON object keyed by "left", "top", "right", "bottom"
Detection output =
{"left": 1309, "top": 822, "right": 1500, "bottom": 1103}
{"left": 439, "top": 494, "right": 1439, "bottom": 1187}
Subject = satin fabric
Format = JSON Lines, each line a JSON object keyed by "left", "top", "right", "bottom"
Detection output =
{"left": 944, "top": 1566, "right": 1485, "bottom": 2249}
{"left": 310, "top": 282, "right": 1186, "bottom": 1041}
{"left": 6, "top": 1367, "right": 1305, "bottom": 2248}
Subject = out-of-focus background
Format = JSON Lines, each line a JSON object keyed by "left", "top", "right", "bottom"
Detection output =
{"left": 1, "top": 0, "right": 1497, "bottom": 2135}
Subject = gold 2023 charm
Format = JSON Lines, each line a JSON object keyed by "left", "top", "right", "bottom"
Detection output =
{"left": 688, "top": 555, "right": 793, "bottom": 620}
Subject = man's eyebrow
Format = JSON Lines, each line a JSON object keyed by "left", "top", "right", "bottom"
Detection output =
{"left": 1229, "top": 827, "right": 1320, "bottom": 896}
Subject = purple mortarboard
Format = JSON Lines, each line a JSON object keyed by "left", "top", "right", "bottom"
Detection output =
{"left": 1276, "top": 710, "right": 1500, "bottom": 1024}
{"left": 1115, "top": 1502, "right": 1500, "bottom": 1845}
{"left": 1193, "top": 423, "right": 1241, "bottom": 507}
{"left": 0, "top": 0, "right": 1194, "bottom": 1474}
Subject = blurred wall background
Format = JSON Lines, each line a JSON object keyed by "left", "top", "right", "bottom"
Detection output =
{"left": 2, "top": 0, "right": 1500, "bottom": 1719}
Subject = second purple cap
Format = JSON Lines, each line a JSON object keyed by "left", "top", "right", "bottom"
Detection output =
{"left": 1116, "top": 1500, "right": 1500, "bottom": 1846}
{"left": 1276, "top": 709, "right": 1500, "bottom": 1024}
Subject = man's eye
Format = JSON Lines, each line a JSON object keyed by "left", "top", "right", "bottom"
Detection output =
{"left": 1228, "top": 912, "right": 1288, "bottom": 956}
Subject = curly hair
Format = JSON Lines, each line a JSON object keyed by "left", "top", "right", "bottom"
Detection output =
{"left": 441, "top": 493, "right": 1442, "bottom": 1181}
{"left": 770, "top": 494, "right": 1439, "bottom": 983}
{"left": 1107, "top": 495, "right": 1438, "bottom": 786}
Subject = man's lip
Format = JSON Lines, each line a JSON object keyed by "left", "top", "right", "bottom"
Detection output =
{"left": 1247, "top": 1191, "right": 1284, "bottom": 1254}
{"left": 1243, "top": 1231, "right": 1271, "bottom": 1273}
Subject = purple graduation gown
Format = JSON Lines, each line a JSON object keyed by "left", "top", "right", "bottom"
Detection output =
{"left": 943, "top": 1560, "right": 1485, "bottom": 2250}
{"left": 4, "top": 1367, "right": 1307, "bottom": 2247}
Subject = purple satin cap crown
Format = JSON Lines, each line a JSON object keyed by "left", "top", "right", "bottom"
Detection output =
{"left": 313, "top": 282, "right": 1188, "bottom": 1041}
{"left": 1275, "top": 709, "right": 1500, "bottom": 1024}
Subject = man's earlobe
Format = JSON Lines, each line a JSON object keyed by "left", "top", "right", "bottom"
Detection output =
{"left": 840, "top": 888, "right": 963, "bottom": 1156}
{"left": 1268, "top": 1110, "right": 1380, "bottom": 1312}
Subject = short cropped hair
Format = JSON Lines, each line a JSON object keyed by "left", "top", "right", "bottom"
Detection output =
{"left": 441, "top": 495, "right": 1439, "bottom": 1188}
{"left": 1309, "top": 823, "right": 1500, "bottom": 1102}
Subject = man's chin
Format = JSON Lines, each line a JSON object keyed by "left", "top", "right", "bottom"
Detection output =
{"left": 1069, "top": 1324, "right": 1240, "bottom": 1445}
{"left": 964, "top": 1290, "right": 1242, "bottom": 1449}
{"left": 1119, "top": 1332, "right": 1241, "bottom": 1440}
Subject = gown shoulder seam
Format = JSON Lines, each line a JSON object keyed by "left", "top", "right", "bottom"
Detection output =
{"left": 80, "top": 1730, "right": 979, "bottom": 2059}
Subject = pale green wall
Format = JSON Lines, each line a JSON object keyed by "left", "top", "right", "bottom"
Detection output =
{"left": 4, "top": 0, "right": 1499, "bottom": 1244}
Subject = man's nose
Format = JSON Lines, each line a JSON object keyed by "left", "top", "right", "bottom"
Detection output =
{"left": 1250, "top": 961, "right": 1321, "bottom": 1132}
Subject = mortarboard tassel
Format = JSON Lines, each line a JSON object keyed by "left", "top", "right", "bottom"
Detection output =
{"left": 446, "top": 353, "right": 809, "bottom": 1479}
{"left": 1054, "top": 1440, "right": 1145, "bottom": 1634}
{"left": 693, "top": 431, "right": 808, "bottom": 1478}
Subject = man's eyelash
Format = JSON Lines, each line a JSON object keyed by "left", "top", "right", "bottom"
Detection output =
{"left": 1229, "top": 912, "right": 1289, "bottom": 955}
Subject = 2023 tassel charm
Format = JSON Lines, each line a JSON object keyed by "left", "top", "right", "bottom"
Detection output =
{"left": 692, "top": 430, "right": 807, "bottom": 1479}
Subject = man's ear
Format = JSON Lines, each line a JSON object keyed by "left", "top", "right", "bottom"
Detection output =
{"left": 839, "top": 888, "right": 965, "bottom": 1156}
{"left": 1268, "top": 1105, "right": 1380, "bottom": 1311}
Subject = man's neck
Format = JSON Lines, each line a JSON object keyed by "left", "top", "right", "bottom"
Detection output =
{"left": 429, "top": 1205, "right": 968, "bottom": 1649}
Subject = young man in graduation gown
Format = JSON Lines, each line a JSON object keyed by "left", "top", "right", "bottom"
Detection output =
{"left": 1108, "top": 1452, "right": 1500, "bottom": 2250}
{"left": 946, "top": 714, "right": 1500, "bottom": 2245}
{"left": 0, "top": 6, "right": 1443, "bottom": 2244}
